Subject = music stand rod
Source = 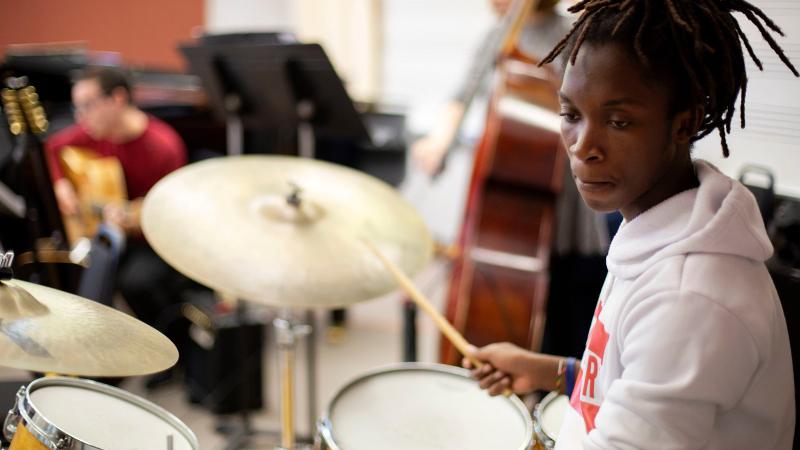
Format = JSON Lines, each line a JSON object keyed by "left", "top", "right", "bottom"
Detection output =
{"left": 296, "top": 100, "right": 315, "bottom": 159}
{"left": 224, "top": 93, "right": 244, "bottom": 156}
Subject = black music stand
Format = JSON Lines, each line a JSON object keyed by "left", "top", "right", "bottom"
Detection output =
{"left": 180, "top": 42, "right": 370, "bottom": 157}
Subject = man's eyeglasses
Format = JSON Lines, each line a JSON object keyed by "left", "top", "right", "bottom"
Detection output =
{"left": 72, "top": 96, "right": 108, "bottom": 115}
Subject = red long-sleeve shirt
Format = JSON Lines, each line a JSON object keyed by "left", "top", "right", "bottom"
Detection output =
{"left": 45, "top": 116, "right": 187, "bottom": 199}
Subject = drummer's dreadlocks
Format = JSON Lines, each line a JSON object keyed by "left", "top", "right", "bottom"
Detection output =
{"left": 540, "top": 0, "right": 798, "bottom": 157}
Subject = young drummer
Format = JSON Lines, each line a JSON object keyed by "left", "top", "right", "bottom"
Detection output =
{"left": 465, "top": 1, "right": 798, "bottom": 448}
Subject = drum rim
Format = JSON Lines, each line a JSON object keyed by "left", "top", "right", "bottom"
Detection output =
{"left": 8, "top": 377, "right": 199, "bottom": 450}
{"left": 533, "top": 391, "right": 567, "bottom": 449}
{"left": 317, "top": 362, "right": 534, "bottom": 450}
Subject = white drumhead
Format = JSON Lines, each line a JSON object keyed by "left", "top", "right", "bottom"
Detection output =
{"left": 327, "top": 365, "right": 531, "bottom": 450}
{"left": 29, "top": 382, "right": 195, "bottom": 450}
{"left": 541, "top": 394, "right": 568, "bottom": 439}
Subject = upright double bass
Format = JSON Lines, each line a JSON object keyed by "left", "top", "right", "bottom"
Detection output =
{"left": 440, "top": 0, "right": 565, "bottom": 365}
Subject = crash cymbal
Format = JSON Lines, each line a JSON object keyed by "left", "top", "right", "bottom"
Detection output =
{"left": 0, "top": 279, "right": 178, "bottom": 377}
{"left": 141, "top": 155, "right": 433, "bottom": 308}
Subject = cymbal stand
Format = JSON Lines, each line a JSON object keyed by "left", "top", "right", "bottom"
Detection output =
{"left": 273, "top": 308, "right": 312, "bottom": 450}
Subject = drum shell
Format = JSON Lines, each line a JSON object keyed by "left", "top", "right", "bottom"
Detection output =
{"left": 533, "top": 391, "right": 568, "bottom": 450}
{"left": 3, "top": 377, "right": 199, "bottom": 450}
{"left": 316, "top": 362, "right": 534, "bottom": 450}
{"left": 8, "top": 422, "right": 48, "bottom": 450}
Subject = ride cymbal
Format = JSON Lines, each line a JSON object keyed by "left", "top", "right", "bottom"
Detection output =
{"left": 141, "top": 155, "right": 433, "bottom": 308}
{"left": 0, "top": 279, "right": 178, "bottom": 377}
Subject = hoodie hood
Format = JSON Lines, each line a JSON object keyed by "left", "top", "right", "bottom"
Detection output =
{"left": 606, "top": 160, "right": 773, "bottom": 279}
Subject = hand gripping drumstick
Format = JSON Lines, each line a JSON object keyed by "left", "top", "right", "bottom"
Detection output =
{"left": 364, "top": 240, "right": 512, "bottom": 396}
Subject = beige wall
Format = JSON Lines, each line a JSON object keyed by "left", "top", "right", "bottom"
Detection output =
{"left": 295, "top": 0, "right": 383, "bottom": 103}
{"left": 0, "top": 0, "right": 204, "bottom": 70}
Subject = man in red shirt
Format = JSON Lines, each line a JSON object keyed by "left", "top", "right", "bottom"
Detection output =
{"left": 46, "top": 66, "right": 186, "bottom": 226}
{"left": 46, "top": 66, "right": 189, "bottom": 388}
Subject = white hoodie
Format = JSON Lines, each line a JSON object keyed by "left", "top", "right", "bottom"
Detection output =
{"left": 555, "top": 160, "right": 795, "bottom": 450}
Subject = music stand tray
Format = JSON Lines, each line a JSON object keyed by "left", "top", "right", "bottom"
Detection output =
{"left": 181, "top": 42, "right": 370, "bottom": 156}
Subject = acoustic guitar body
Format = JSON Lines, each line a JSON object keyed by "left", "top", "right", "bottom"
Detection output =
{"left": 59, "top": 146, "right": 127, "bottom": 244}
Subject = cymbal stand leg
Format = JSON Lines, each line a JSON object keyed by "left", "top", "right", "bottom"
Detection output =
{"left": 274, "top": 310, "right": 311, "bottom": 450}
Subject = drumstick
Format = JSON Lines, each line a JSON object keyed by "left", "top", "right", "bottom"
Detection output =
{"left": 364, "top": 240, "right": 513, "bottom": 398}
{"left": 364, "top": 240, "right": 482, "bottom": 366}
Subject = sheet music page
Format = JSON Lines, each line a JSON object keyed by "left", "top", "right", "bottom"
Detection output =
{"left": 693, "top": 0, "right": 800, "bottom": 197}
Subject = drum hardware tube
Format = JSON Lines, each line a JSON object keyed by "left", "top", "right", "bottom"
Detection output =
{"left": 274, "top": 309, "right": 312, "bottom": 450}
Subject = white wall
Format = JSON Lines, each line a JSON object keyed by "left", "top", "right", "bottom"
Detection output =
{"left": 204, "top": 0, "right": 294, "bottom": 33}
{"left": 381, "top": 0, "right": 493, "bottom": 133}
{"left": 294, "top": 0, "right": 383, "bottom": 102}
{"left": 692, "top": 0, "right": 800, "bottom": 197}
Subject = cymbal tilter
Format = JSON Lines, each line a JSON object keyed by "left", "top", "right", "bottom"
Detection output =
{"left": 286, "top": 181, "right": 303, "bottom": 209}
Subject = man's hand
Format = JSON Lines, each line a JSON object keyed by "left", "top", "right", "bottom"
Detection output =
{"left": 102, "top": 202, "right": 126, "bottom": 229}
{"left": 54, "top": 179, "right": 79, "bottom": 216}
{"left": 103, "top": 198, "right": 142, "bottom": 234}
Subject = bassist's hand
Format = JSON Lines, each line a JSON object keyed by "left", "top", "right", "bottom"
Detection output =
{"left": 411, "top": 134, "right": 448, "bottom": 176}
{"left": 411, "top": 101, "right": 465, "bottom": 177}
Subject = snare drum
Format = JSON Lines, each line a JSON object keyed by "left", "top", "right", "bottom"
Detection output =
{"left": 3, "top": 377, "right": 199, "bottom": 450}
{"left": 533, "top": 392, "right": 569, "bottom": 450}
{"left": 317, "top": 363, "right": 534, "bottom": 450}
